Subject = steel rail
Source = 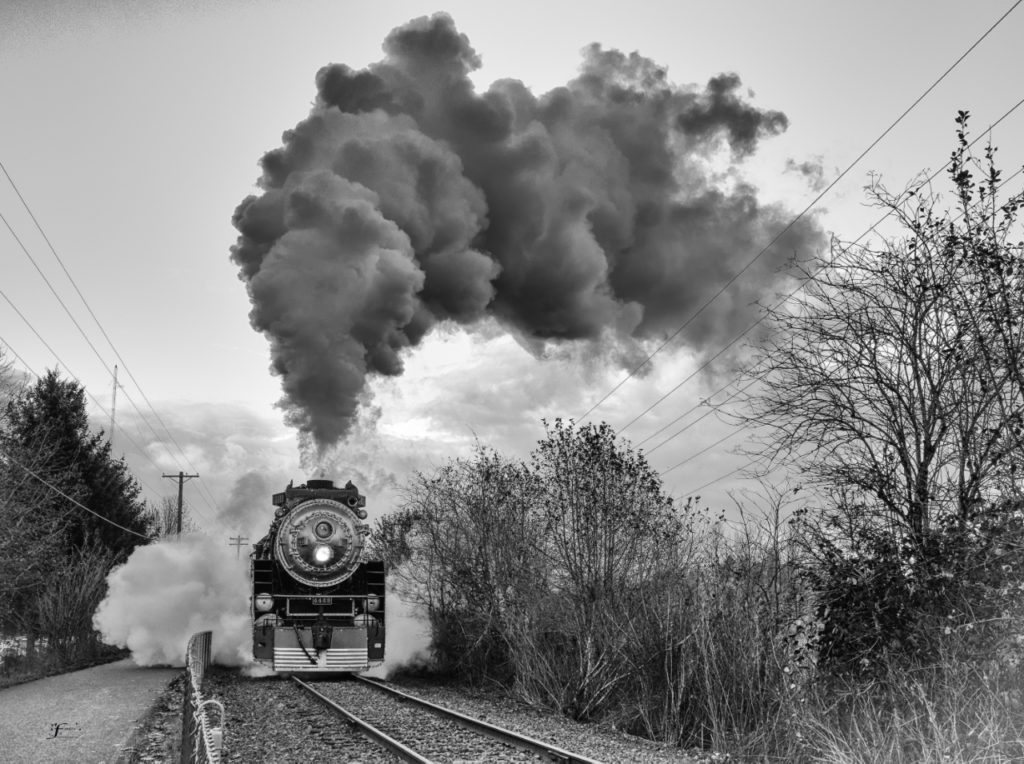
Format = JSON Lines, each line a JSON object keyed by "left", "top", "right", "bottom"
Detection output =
{"left": 292, "top": 677, "right": 433, "bottom": 764}
{"left": 354, "top": 675, "right": 605, "bottom": 764}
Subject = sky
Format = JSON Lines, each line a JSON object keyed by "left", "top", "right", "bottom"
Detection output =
{"left": 2, "top": 0, "right": 1024, "bottom": 540}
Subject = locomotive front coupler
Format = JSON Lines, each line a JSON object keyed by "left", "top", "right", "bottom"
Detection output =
{"left": 312, "top": 608, "right": 332, "bottom": 652}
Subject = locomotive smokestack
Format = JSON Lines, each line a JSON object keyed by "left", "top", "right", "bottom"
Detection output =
{"left": 230, "top": 12, "right": 822, "bottom": 451}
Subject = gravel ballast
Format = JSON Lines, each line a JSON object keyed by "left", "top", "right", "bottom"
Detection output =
{"left": 127, "top": 667, "right": 726, "bottom": 763}
{"left": 383, "top": 677, "right": 710, "bottom": 764}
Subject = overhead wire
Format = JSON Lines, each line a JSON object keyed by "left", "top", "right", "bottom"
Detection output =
{"left": 0, "top": 160, "right": 223, "bottom": 518}
{"left": 0, "top": 333, "right": 40, "bottom": 378}
{"left": 577, "top": 0, "right": 1024, "bottom": 425}
{"left": 5, "top": 453, "right": 154, "bottom": 540}
{"left": 0, "top": 331, "right": 171, "bottom": 501}
{"left": 626, "top": 95, "right": 1024, "bottom": 457}
{"left": 660, "top": 426, "right": 749, "bottom": 478}
{"left": 662, "top": 127, "right": 1024, "bottom": 494}
{"left": 636, "top": 375, "right": 758, "bottom": 449}
{"left": 644, "top": 380, "right": 756, "bottom": 456}
{"left": 0, "top": 216, "right": 182, "bottom": 464}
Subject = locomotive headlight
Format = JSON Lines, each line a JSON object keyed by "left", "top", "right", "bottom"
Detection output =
{"left": 313, "top": 544, "right": 332, "bottom": 564}
{"left": 255, "top": 594, "right": 273, "bottom": 612}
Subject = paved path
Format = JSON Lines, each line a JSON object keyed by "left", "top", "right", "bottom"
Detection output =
{"left": 0, "top": 659, "right": 180, "bottom": 764}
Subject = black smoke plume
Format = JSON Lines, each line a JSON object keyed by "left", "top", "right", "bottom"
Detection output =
{"left": 231, "top": 13, "right": 821, "bottom": 450}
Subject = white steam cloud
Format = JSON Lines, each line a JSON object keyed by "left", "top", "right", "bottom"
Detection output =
{"left": 94, "top": 472, "right": 432, "bottom": 672}
{"left": 93, "top": 534, "right": 251, "bottom": 666}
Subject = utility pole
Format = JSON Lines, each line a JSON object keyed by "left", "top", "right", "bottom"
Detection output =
{"left": 109, "top": 365, "right": 119, "bottom": 448}
{"left": 228, "top": 536, "right": 249, "bottom": 559}
{"left": 162, "top": 471, "right": 199, "bottom": 535}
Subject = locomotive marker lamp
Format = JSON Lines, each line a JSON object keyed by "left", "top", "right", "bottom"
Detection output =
{"left": 314, "top": 521, "right": 333, "bottom": 538}
{"left": 255, "top": 593, "right": 274, "bottom": 612}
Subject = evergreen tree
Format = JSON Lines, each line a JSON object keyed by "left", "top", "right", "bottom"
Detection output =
{"left": 2, "top": 369, "right": 151, "bottom": 556}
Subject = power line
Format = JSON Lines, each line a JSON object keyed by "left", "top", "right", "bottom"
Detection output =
{"left": 663, "top": 130, "right": 1024, "bottom": 498}
{"left": 6, "top": 454, "right": 154, "bottom": 540}
{"left": 0, "top": 334, "right": 40, "bottom": 378}
{"left": 577, "top": 0, "right": 1024, "bottom": 424}
{"left": 0, "top": 332, "right": 175, "bottom": 502}
{"left": 0, "top": 208, "right": 117, "bottom": 381}
{"left": 645, "top": 383, "right": 752, "bottom": 457}
{"left": 0, "top": 293, "right": 174, "bottom": 469}
{"left": 621, "top": 97, "right": 1024, "bottom": 447}
{"left": 677, "top": 460, "right": 761, "bottom": 500}
{"left": 659, "top": 425, "right": 748, "bottom": 478}
{"left": 637, "top": 376, "right": 757, "bottom": 449}
{"left": 0, "top": 160, "right": 224, "bottom": 518}
{"left": 0, "top": 299, "right": 168, "bottom": 482}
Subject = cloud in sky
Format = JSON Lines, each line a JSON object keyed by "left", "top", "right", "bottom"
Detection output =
{"left": 230, "top": 12, "right": 823, "bottom": 453}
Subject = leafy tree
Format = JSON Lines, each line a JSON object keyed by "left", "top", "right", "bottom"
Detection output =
{"left": 745, "top": 115, "right": 1024, "bottom": 676}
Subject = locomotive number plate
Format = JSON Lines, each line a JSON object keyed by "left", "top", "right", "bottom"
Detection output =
{"left": 311, "top": 597, "right": 332, "bottom": 605}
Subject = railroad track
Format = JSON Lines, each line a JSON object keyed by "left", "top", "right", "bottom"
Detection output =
{"left": 293, "top": 675, "right": 605, "bottom": 763}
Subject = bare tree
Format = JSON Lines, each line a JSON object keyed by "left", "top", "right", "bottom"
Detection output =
{"left": 34, "top": 540, "right": 116, "bottom": 662}
{"left": 745, "top": 114, "right": 1024, "bottom": 541}
{"left": 514, "top": 419, "right": 686, "bottom": 719}
{"left": 148, "top": 495, "right": 198, "bottom": 537}
{"left": 374, "top": 445, "right": 541, "bottom": 680}
{"left": 740, "top": 116, "right": 1024, "bottom": 679}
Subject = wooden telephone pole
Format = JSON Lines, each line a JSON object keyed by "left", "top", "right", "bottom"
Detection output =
{"left": 228, "top": 536, "right": 249, "bottom": 559}
{"left": 162, "top": 471, "right": 199, "bottom": 534}
{"left": 109, "top": 365, "right": 118, "bottom": 448}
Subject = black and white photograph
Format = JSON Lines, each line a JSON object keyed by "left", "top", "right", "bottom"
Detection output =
{"left": 1, "top": 1, "right": 1023, "bottom": 761}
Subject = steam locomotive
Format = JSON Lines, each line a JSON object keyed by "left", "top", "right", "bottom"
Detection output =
{"left": 250, "top": 479, "right": 385, "bottom": 672}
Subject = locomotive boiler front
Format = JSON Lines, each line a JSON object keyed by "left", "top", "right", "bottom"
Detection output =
{"left": 251, "top": 478, "right": 385, "bottom": 672}
{"left": 274, "top": 492, "right": 366, "bottom": 587}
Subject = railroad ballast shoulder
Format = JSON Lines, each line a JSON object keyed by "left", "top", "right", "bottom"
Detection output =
{"left": 251, "top": 478, "right": 385, "bottom": 672}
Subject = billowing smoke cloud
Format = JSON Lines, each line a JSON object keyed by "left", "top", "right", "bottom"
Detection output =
{"left": 217, "top": 470, "right": 277, "bottom": 539}
{"left": 231, "top": 13, "right": 821, "bottom": 450}
{"left": 93, "top": 534, "right": 251, "bottom": 666}
{"left": 785, "top": 156, "right": 828, "bottom": 192}
{"left": 93, "top": 473, "right": 281, "bottom": 667}
{"left": 94, "top": 481, "right": 432, "bottom": 672}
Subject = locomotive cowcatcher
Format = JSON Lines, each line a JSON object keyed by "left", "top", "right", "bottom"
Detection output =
{"left": 251, "top": 478, "right": 385, "bottom": 672}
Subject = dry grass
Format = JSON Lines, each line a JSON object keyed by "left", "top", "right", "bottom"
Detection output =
{"left": 784, "top": 663, "right": 1024, "bottom": 764}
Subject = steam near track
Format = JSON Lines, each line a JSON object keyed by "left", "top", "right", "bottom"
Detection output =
{"left": 93, "top": 533, "right": 251, "bottom": 666}
{"left": 93, "top": 475, "right": 428, "bottom": 669}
